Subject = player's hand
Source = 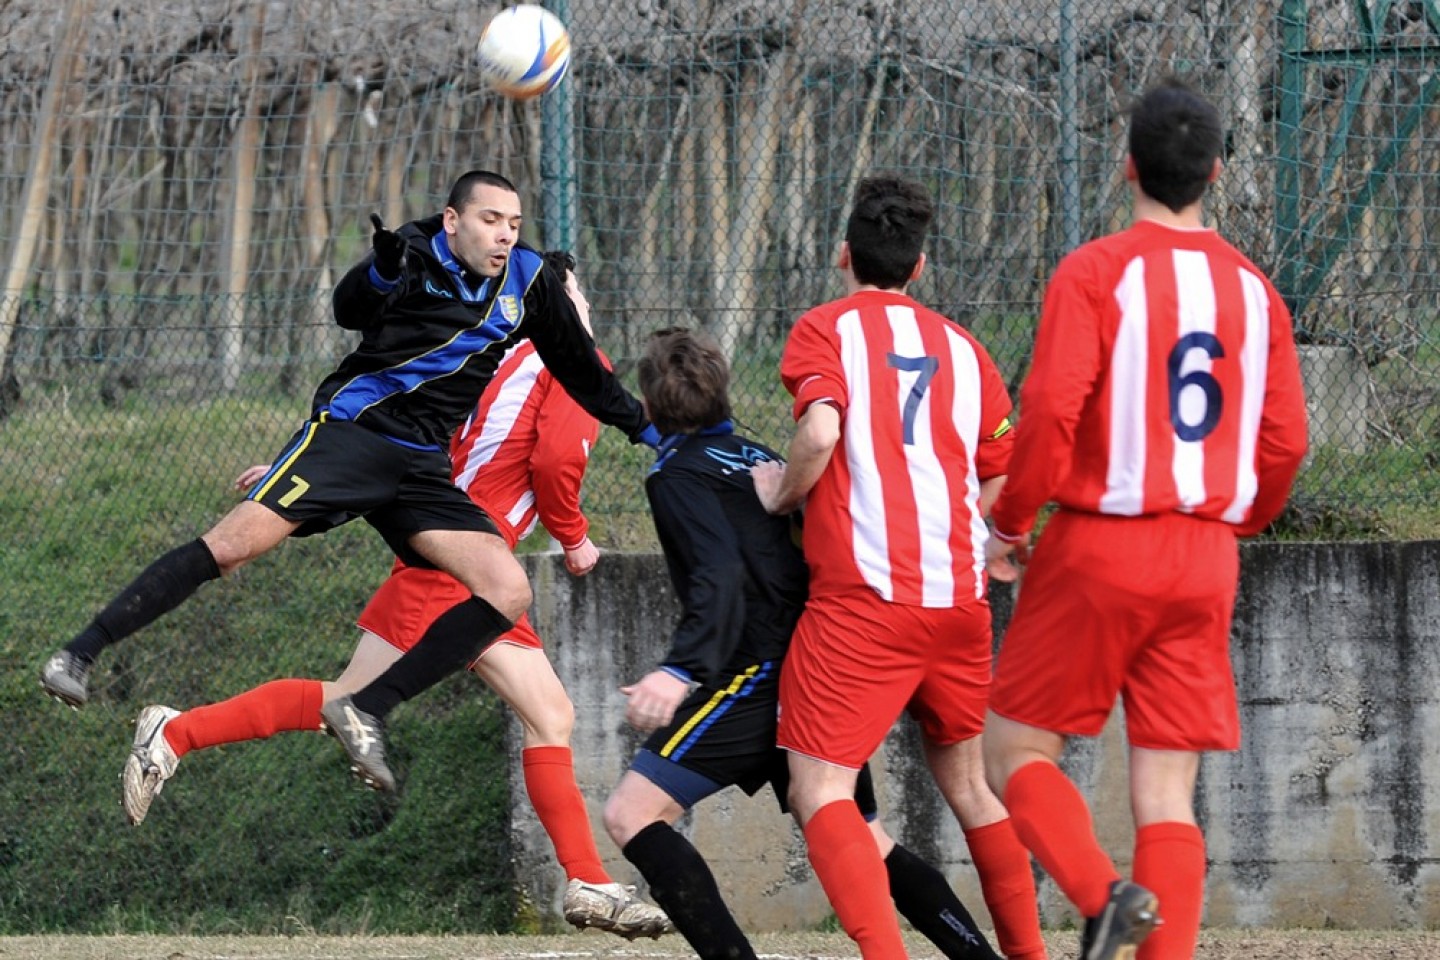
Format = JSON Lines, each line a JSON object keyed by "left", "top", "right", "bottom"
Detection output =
{"left": 233, "top": 464, "right": 272, "bottom": 492}
{"left": 369, "top": 213, "right": 407, "bottom": 280}
{"left": 563, "top": 536, "right": 599, "bottom": 577}
{"left": 984, "top": 530, "right": 1030, "bottom": 582}
{"left": 621, "top": 670, "right": 688, "bottom": 732}
{"left": 750, "top": 459, "right": 788, "bottom": 514}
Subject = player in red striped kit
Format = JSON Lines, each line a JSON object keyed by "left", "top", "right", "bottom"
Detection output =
{"left": 120, "top": 253, "right": 673, "bottom": 939}
{"left": 982, "top": 80, "right": 1309, "bottom": 960}
{"left": 752, "top": 175, "right": 1045, "bottom": 960}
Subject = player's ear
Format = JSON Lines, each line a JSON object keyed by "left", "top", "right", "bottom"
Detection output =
{"left": 1208, "top": 156, "right": 1222, "bottom": 182}
{"left": 836, "top": 241, "right": 851, "bottom": 271}
{"left": 442, "top": 205, "right": 459, "bottom": 233}
{"left": 1123, "top": 154, "right": 1138, "bottom": 182}
{"left": 909, "top": 252, "right": 926, "bottom": 284}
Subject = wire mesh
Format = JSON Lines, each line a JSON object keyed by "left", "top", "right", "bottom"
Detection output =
{"left": 3, "top": 0, "right": 1439, "bottom": 933}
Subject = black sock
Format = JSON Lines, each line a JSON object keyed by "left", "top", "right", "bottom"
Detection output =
{"left": 623, "top": 821, "right": 757, "bottom": 960}
{"left": 886, "top": 843, "right": 1001, "bottom": 960}
{"left": 64, "top": 538, "right": 221, "bottom": 664}
{"left": 350, "top": 595, "right": 512, "bottom": 719}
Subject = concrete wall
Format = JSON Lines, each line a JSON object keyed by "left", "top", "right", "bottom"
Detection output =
{"left": 513, "top": 541, "right": 1440, "bottom": 931}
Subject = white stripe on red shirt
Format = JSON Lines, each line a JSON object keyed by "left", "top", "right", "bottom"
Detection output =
{"left": 784, "top": 290, "right": 1015, "bottom": 607}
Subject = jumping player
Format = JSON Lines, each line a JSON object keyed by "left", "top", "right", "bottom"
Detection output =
{"left": 119, "top": 254, "right": 673, "bottom": 940}
{"left": 602, "top": 327, "right": 1005, "bottom": 960}
{"left": 42, "top": 171, "right": 657, "bottom": 792}
{"left": 752, "top": 175, "right": 1046, "bottom": 960}
{"left": 982, "top": 79, "right": 1309, "bottom": 960}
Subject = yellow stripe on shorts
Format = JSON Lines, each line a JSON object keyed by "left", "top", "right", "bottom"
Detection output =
{"left": 658, "top": 663, "right": 762, "bottom": 758}
{"left": 253, "top": 421, "right": 320, "bottom": 500}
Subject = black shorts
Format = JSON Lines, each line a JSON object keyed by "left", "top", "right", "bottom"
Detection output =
{"left": 246, "top": 418, "right": 496, "bottom": 567}
{"left": 632, "top": 660, "right": 878, "bottom": 818}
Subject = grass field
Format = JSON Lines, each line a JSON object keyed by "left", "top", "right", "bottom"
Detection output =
{"left": 3, "top": 930, "right": 1439, "bottom": 960}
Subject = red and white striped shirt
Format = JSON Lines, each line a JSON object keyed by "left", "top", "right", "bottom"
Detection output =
{"left": 449, "top": 341, "right": 604, "bottom": 549}
{"left": 990, "top": 220, "right": 1308, "bottom": 540}
{"left": 782, "top": 290, "right": 1014, "bottom": 607}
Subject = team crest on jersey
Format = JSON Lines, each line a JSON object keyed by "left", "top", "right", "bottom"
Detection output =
{"left": 498, "top": 295, "right": 520, "bottom": 322}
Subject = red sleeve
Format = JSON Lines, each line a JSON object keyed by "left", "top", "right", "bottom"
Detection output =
{"left": 989, "top": 255, "right": 1105, "bottom": 538}
{"left": 781, "top": 310, "right": 847, "bottom": 420}
{"left": 970, "top": 333, "right": 1016, "bottom": 481}
{"left": 530, "top": 363, "right": 604, "bottom": 549}
{"left": 1233, "top": 289, "right": 1309, "bottom": 537}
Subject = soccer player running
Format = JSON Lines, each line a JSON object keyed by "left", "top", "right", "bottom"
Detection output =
{"left": 41, "top": 170, "right": 657, "bottom": 789}
{"left": 602, "top": 327, "right": 1005, "bottom": 960}
{"left": 752, "top": 176, "right": 1046, "bottom": 960}
{"left": 118, "top": 254, "right": 672, "bottom": 939}
{"left": 981, "top": 79, "right": 1309, "bottom": 960}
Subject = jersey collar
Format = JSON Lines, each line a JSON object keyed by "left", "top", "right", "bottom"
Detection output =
{"left": 430, "top": 232, "right": 492, "bottom": 303}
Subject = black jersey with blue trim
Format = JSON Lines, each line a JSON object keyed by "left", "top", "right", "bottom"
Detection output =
{"left": 645, "top": 425, "right": 810, "bottom": 686}
{"left": 315, "top": 216, "right": 645, "bottom": 450}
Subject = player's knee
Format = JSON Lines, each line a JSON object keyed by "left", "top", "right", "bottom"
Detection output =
{"left": 501, "top": 583, "right": 533, "bottom": 623}
{"left": 480, "top": 573, "right": 532, "bottom": 623}
{"left": 525, "top": 696, "right": 574, "bottom": 745}
{"left": 601, "top": 794, "right": 633, "bottom": 847}
{"left": 786, "top": 782, "right": 818, "bottom": 823}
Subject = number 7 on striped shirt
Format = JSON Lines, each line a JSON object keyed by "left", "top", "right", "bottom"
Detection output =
{"left": 886, "top": 352, "right": 939, "bottom": 446}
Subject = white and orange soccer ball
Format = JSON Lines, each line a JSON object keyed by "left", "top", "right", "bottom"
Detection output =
{"left": 476, "top": 4, "right": 572, "bottom": 100}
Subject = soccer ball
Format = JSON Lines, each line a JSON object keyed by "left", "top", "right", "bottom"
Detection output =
{"left": 476, "top": 5, "right": 572, "bottom": 100}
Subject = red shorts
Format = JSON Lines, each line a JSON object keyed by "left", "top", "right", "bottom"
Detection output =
{"left": 989, "top": 510, "right": 1240, "bottom": 751}
{"left": 355, "top": 511, "right": 540, "bottom": 657}
{"left": 776, "top": 588, "right": 993, "bottom": 769}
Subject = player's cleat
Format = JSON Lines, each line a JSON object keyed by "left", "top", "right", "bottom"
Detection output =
{"left": 562, "top": 878, "right": 675, "bottom": 940}
{"left": 1080, "top": 879, "right": 1161, "bottom": 960}
{"left": 122, "top": 704, "right": 181, "bottom": 826}
{"left": 319, "top": 695, "right": 396, "bottom": 792}
{"left": 40, "top": 649, "right": 92, "bottom": 708}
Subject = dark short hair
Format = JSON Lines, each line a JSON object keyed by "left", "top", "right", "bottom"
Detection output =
{"left": 844, "top": 175, "right": 934, "bottom": 289}
{"left": 637, "top": 328, "right": 733, "bottom": 435}
{"left": 1129, "top": 78, "right": 1224, "bottom": 213}
{"left": 447, "top": 170, "right": 519, "bottom": 212}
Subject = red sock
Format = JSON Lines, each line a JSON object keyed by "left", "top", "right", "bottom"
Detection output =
{"left": 522, "top": 746, "right": 611, "bottom": 884}
{"left": 1134, "top": 822, "right": 1205, "bottom": 960}
{"left": 1004, "top": 760, "right": 1120, "bottom": 918}
{"left": 162, "top": 679, "right": 323, "bottom": 758}
{"left": 803, "top": 800, "right": 908, "bottom": 960}
{"left": 964, "top": 819, "right": 1047, "bottom": 960}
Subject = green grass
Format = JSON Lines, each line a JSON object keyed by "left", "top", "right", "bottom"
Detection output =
{"left": 0, "top": 399, "right": 518, "bottom": 934}
{"left": 1273, "top": 442, "right": 1440, "bottom": 540}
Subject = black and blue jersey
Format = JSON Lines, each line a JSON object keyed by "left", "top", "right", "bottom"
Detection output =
{"left": 645, "top": 424, "right": 810, "bottom": 686}
{"left": 314, "top": 215, "right": 645, "bottom": 450}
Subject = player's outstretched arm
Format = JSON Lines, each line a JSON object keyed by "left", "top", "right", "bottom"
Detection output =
{"left": 332, "top": 214, "right": 409, "bottom": 329}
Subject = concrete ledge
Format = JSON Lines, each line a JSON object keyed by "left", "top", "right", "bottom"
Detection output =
{"left": 515, "top": 541, "right": 1440, "bottom": 930}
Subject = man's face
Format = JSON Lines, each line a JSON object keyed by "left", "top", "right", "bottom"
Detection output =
{"left": 443, "top": 183, "right": 523, "bottom": 278}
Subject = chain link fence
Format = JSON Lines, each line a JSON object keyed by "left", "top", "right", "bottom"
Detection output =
{"left": 2, "top": 0, "right": 1438, "bottom": 933}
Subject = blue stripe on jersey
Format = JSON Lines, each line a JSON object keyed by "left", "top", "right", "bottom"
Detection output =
{"left": 323, "top": 247, "right": 542, "bottom": 423}
{"left": 666, "top": 661, "right": 773, "bottom": 761}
